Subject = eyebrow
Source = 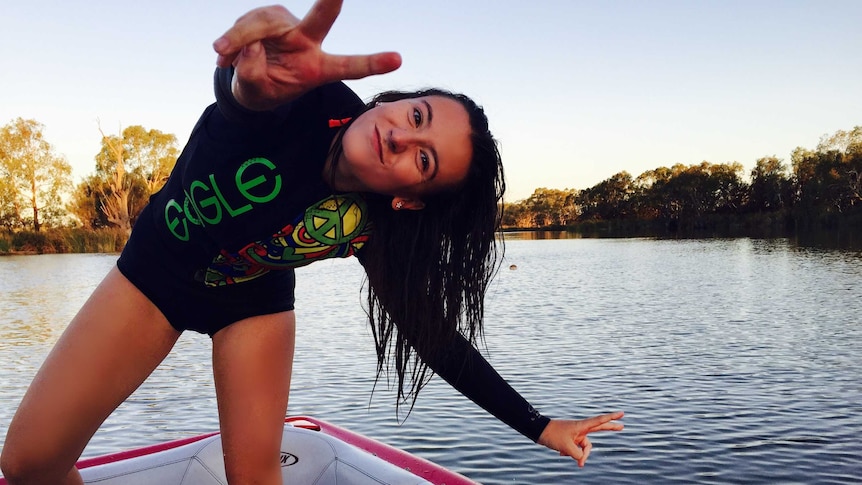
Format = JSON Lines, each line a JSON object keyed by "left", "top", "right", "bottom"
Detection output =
{"left": 421, "top": 99, "right": 440, "bottom": 181}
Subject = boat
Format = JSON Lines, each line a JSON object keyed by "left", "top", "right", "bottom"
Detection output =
{"left": 0, "top": 416, "right": 478, "bottom": 484}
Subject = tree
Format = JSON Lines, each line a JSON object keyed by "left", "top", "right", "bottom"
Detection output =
{"left": 817, "top": 126, "right": 862, "bottom": 155}
{"left": 638, "top": 163, "right": 690, "bottom": 221}
{"left": 67, "top": 174, "right": 108, "bottom": 230}
{"left": 817, "top": 127, "right": 862, "bottom": 209}
{"left": 0, "top": 118, "right": 72, "bottom": 231}
{"left": 749, "top": 156, "right": 789, "bottom": 212}
{"left": 501, "top": 201, "right": 532, "bottom": 228}
{"left": 120, "top": 125, "right": 178, "bottom": 195}
{"left": 791, "top": 126, "right": 862, "bottom": 219}
{"left": 0, "top": 175, "right": 20, "bottom": 230}
{"left": 633, "top": 166, "right": 674, "bottom": 220}
{"left": 706, "top": 161, "right": 747, "bottom": 213}
{"left": 524, "top": 187, "right": 578, "bottom": 226}
{"left": 577, "top": 171, "right": 634, "bottom": 221}
{"left": 634, "top": 162, "right": 746, "bottom": 223}
{"left": 70, "top": 124, "right": 178, "bottom": 233}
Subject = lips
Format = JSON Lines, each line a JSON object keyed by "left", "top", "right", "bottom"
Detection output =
{"left": 374, "top": 126, "right": 384, "bottom": 164}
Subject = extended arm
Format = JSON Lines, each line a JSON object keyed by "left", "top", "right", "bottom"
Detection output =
{"left": 212, "top": 1, "right": 400, "bottom": 111}
{"left": 407, "top": 328, "right": 624, "bottom": 467}
{"left": 417, "top": 330, "right": 550, "bottom": 442}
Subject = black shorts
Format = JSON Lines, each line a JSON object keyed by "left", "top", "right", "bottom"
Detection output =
{"left": 117, "top": 205, "right": 296, "bottom": 337}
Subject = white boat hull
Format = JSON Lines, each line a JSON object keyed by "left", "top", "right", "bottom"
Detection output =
{"left": 0, "top": 417, "right": 477, "bottom": 485}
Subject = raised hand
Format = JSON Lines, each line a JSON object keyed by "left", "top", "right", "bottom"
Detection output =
{"left": 212, "top": 1, "right": 402, "bottom": 110}
{"left": 537, "top": 411, "right": 625, "bottom": 467}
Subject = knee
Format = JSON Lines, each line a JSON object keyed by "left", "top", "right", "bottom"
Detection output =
{"left": 0, "top": 446, "right": 20, "bottom": 482}
{"left": 0, "top": 447, "right": 28, "bottom": 484}
{"left": 0, "top": 444, "right": 74, "bottom": 485}
{"left": 1, "top": 446, "right": 36, "bottom": 485}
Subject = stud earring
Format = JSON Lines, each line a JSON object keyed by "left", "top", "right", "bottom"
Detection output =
{"left": 395, "top": 201, "right": 403, "bottom": 210}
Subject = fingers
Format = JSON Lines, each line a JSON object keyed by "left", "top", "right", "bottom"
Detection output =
{"left": 560, "top": 440, "right": 584, "bottom": 462}
{"left": 560, "top": 437, "right": 590, "bottom": 467}
{"left": 231, "top": 41, "right": 269, "bottom": 107}
{"left": 299, "top": 0, "right": 343, "bottom": 43}
{"left": 214, "top": 5, "right": 300, "bottom": 67}
{"left": 585, "top": 411, "right": 625, "bottom": 428}
{"left": 574, "top": 413, "right": 622, "bottom": 466}
{"left": 213, "top": 3, "right": 400, "bottom": 86}
{"left": 590, "top": 422, "right": 625, "bottom": 433}
{"left": 321, "top": 52, "right": 403, "bottom": 83}
{"left": 547, "top": 413, "right": 624, "bottom": 467}
{"left": 584, "top": 411, "right": 625, "bottom": 435}
{"left": 579, "top": 437, "right": 592, "bottom": 468}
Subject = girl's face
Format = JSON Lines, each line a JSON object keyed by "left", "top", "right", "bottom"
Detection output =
{"left": 334, "top": 95, "right": 472, "bottom": 205}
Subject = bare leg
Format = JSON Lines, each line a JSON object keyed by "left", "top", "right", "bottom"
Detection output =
{"left": 212, "top": 311, "right": 295, "bottom": 485}
{"left": 0, "top": 267, "right": 181, "bottom": 485}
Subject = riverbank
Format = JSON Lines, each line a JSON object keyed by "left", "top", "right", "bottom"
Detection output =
{"left": 504, "top": 210, "right": 861, "bottom": 242}
{"left": 4, "top": 211, "right": 860, "bottom": 255}
{"left": 0, "top": 228, "right": 127, "bottom": 255}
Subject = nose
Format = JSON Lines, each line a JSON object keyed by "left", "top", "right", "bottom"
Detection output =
{"left": 387, "top": 128, "right": 421, "bottom": 154}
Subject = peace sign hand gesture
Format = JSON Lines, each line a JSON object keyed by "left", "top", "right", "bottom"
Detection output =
{"left": 537, "top": 411, "right": 625, "bottom": 468}
{"left": 213, "top": 1, "right": 402, "bottom": 111}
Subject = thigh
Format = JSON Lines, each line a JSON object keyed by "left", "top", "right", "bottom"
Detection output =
{"left": 212, "top": 311, "right": 296, "bottom": 485}
{"left": 3, "top": 266, "right": 181, "bottom": 478}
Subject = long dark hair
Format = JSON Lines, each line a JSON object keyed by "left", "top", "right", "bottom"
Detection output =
{"left": 329, "top": 88, "right": 505, "bottom": 413}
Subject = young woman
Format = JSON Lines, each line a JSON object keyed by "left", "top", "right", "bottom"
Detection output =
{"left": 0, "top": 2, "right": 623, "bottom": 484}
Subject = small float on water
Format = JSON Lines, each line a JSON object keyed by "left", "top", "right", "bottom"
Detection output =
{"left": 0, "top": 416, "right": 477, "bottom": 485}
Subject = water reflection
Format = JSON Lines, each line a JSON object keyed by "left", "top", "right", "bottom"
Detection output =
{"left": 503, "top": 228, "right": 862, "bottom": 253}
{"left": 0, "top": 254, "right": 116, "bottom": 349}
{"left": 502, "top": 230, "right": 583, "bottom": 240}
{"left": 1, "top": 241, "right": 861, "bottom": 484}
{"left": 790, "top": 230, "right": 862, "bottom": 253}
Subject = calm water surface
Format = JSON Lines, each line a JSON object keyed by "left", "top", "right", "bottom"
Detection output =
{"left": 1, "top": 236, "right": 861, "bottom": 484}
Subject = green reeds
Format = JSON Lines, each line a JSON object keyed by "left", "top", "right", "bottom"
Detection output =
{"left": 0, "top": 228, "right": 127, "bottom": 254}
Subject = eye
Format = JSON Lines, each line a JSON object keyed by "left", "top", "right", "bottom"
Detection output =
{"left": 413, "top": 107, "right": 422, "bottom": 127}
{"left": 419, "top": 151, "right": 430, "bottom": 172}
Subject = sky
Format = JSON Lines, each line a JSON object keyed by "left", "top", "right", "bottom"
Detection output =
{"left": 2, "top": 0, "right": 860, "bottom": 202}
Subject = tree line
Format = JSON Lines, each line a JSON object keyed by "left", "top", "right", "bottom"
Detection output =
{"left": 0, "top": 118, "right": 178, "bottom": 235}
{"left": 503, "top": 127, "right": 862, "bottom": 232}
{"left": 1, "top": 117, "right": 859, "bottom": 246}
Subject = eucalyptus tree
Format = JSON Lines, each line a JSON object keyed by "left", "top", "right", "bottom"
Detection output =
{"left": 792, "top": 126, "right": 862, "bottom": 219}
{"left": 576, "top": 171, "right": 634, "bottom": 221}
{"left": 749, "top": 156, "right": 790, "bottom": 212}
{"left": 524, "top": 187, "right": 578, "bottom": 226}
{"left": 0, "top": 118, "right": 72, "bottom": 231}
{"left": 70, "top": 125, "right": 178, "bottom": 233}
{"left": 817, "top": 127, "right": 862, "bottom": 209}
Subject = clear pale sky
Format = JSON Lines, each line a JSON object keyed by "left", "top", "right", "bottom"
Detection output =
{"left": 2, "top": 0, "right": 860, "bottom": 201}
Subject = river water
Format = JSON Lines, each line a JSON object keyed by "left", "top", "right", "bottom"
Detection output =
{"left": 1, "top": 235, "right": 861, "bottom": 484}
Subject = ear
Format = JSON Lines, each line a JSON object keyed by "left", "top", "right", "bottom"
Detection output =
{"left": 391, "top": 197, "right": 425, "bottom": 211}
